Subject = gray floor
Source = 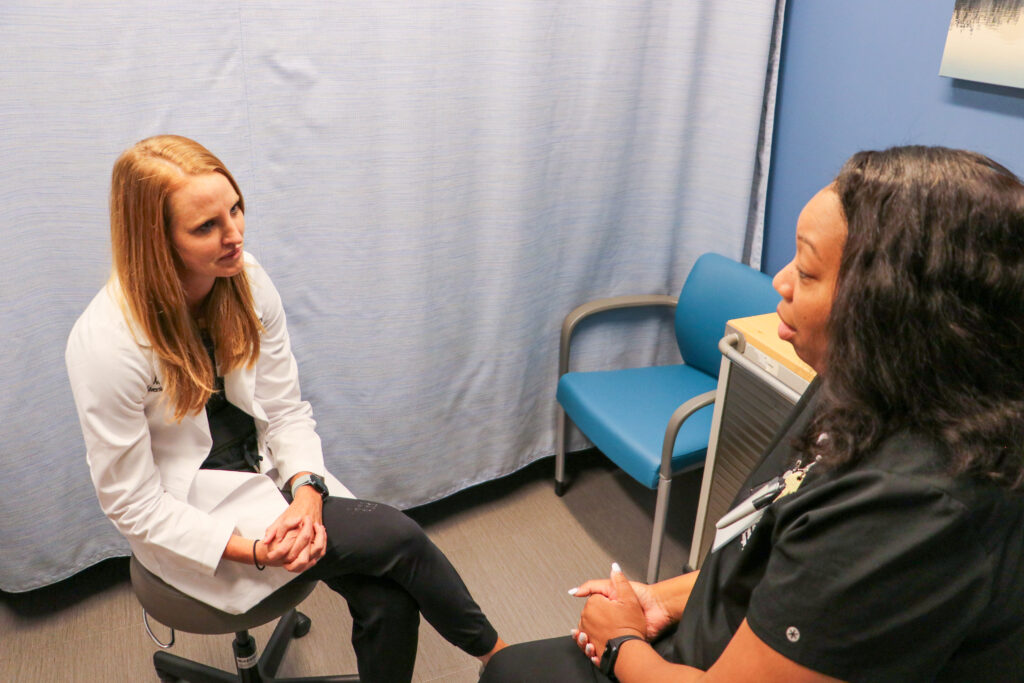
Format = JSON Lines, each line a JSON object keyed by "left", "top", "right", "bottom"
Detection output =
{"left": 0, "top": 451, "right": 701, "bottom": 682}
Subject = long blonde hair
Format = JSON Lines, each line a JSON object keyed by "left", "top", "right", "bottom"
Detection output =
{"left": 110, "top": 135, "right": 262, "bottom": 421}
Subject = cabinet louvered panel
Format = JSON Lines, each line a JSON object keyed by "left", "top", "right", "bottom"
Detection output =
{"left": 693, "top": 361, "right": 797, "bottom": 567}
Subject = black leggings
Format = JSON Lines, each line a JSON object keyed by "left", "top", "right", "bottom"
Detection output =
{"left": 295, "top": 496, "right": 498, "bottom": 683}
{"left": 480, "top": 636, "right": 612, "bottom": 682}
{"left": 480, "top": 626, "right": 680, "bottom": 682}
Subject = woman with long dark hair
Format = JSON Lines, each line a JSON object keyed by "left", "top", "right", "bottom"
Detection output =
{"left": 482, "top": 146, "right": 1024, "bottom": 681}
{"left": 66, "top": 135, "right": 505, "bottom": 683}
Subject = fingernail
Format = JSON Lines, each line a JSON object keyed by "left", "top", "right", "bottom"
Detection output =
{"left": 567, "top": 587, "right": 578, "bottom": 595}
{"left": 612, "top": 562, "right": 622, "bottom": 574}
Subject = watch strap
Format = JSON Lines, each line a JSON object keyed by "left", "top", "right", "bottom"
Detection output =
{"left": 290, "top": 473, "right": 327, "bottom": 499}
{"left": 599, "top": 634, "right": 645, "bottom": 680}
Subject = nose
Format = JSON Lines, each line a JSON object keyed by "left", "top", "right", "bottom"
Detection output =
{"left": 773, "top": 260, "right": 794, "bottom": 301}
{"left": 223, "top": 214, "right": 244, "bottom": 246}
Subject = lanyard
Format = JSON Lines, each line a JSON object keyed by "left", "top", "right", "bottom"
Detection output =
{"left": 711, "top": 459, "right": 818, "bottom": 553}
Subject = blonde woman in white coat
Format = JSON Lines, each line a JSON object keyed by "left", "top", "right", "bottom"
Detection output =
{"left": 66, "top": 135, "right": 505, "bottom": 683}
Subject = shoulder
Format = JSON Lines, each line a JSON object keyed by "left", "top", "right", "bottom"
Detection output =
{"left": 839, "top": 431, "right": 1017, "bottom": 526}
{"left": 783, "top": 433, "right": 974, "bottom": 529}
{"left": 770, "top": 429, "right": 1020, "bottom": 571}
{"left": 66, "top": 282, "right": 153, "bottom": 386}
{"left": 67, "top": 282, "right": 138, "bottom": 352}
{"left": 242, "top": 251, "right": 271, "bottom": 289}
{"left": 868, "top": 433, "right": 1024, "bottom": 558}
{"left": 241, "top": 251, "right": 282, "bottom": 311}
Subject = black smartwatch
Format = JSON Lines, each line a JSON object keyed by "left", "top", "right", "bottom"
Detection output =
{"left": 599, "top": 634, "right": 644, "bottom": 681}
{"left": 291, "top": 473, "right": 329, "bottom": 499}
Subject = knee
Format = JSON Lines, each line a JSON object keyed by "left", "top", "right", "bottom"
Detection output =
{"left": 480, "top": 644, "right": 531, "bottom": 682}
{"left": 479, "top": 646, "right": 515, "bottom": 682}
{"left": 324, "top": 498, "right": 429, "bottom": 550}
{"left": 372, "top": 503, "right": 431, "bottom": 557}
{"left": 480, "top": 637, "right": 586, "bottom": 683}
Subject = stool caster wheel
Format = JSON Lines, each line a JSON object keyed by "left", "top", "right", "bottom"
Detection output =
{"left": 293, "top": 612, "right": 312, "bottom": 638}
{"left": 555, "top": 480, "right": 566, "bottom": 497}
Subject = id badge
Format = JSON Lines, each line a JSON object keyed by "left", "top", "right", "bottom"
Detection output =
{"left": 711, "top": 459, "right": 818, "bottom": 553}
{"left": 710, "top": 477, "right": 780, "bottom": 552}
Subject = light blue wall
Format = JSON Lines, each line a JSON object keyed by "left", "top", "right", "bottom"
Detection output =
{"left": 763, "top": 0, "right": 1024, "bottom": 275}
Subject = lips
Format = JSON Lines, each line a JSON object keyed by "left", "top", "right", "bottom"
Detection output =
{"left": 776, "top": 307, "right": 796, "bottom": 342}
{"left": 218, "top": 247, "right": 241, "bottom": 262}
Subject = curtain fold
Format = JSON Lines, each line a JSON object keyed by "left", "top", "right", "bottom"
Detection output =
{"left": 0, "top": 0, "right": 783, "bottom": 592}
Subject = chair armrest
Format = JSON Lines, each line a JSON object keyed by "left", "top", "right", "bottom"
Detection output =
{"left": 559, "top": 295, "right": 679, "bottom": 376}
{"left": 660, "top": 389, "right": 717, "bottom": 478}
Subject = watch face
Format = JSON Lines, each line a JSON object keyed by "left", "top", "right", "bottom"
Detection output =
{"left": 310, "top": 474, "right": 328, "bottom": 497}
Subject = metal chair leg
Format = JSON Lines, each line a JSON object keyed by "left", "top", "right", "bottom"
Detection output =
{"left": 555, "top": 407, "right": 568, "bottom": 496}
{"left": 646, "top": 475, "right": 673, "bottom": 583}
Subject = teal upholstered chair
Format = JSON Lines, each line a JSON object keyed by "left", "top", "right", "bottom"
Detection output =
{"left": 554, "top": 253, "right": 778, "bottom": 582}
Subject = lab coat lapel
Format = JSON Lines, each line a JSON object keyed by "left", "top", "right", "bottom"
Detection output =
{"left": 223, "top": 363, "right": 267, "bottom": 422}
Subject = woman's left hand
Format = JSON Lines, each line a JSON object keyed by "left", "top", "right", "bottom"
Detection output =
{"left": 262, "top": 480, "right": 327, "bottom": 572}
{"left": 574, "top": 563, "right": 647, "bottom": 666}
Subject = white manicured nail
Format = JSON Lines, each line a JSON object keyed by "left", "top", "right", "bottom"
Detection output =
{"left": 612, "top": 562, "right": 622, "bottom": 574}
{"left": 567, "top": 587, "right": 578, "bottom": 595}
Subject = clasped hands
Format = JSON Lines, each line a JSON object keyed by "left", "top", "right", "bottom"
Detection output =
{"left": 570, "top": 563, "right": 671, "bottom": 668}
{"left": 255, "top": 486, "right": 327, "bottom": 573}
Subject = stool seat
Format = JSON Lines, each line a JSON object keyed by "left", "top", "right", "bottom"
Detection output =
{"left": 130, "top": 556, "right": 316, "bottom": 634}
{"left": 130, "top": 556, "right": 358, "bottom": 682}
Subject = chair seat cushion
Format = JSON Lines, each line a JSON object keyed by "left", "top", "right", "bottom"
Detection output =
{"left": 557, "top": 364, "right": 718, "bottom": 489}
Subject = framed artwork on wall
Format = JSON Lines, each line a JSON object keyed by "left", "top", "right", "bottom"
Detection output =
{"left": 940, "top": 0, "right": 1024, "bottom": 89}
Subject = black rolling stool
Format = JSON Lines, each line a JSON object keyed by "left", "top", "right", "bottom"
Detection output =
{"left": 130, "top": 556, "right": 358, "bottom": 682}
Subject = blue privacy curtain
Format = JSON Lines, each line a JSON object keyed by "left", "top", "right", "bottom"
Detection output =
{"left": 0, "top": 1, "right": 784, "bottom": 591}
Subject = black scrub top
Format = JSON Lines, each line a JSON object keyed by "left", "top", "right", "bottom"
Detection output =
{"left": 199, "top": 333, "right": 261, "bottom": 473}
{"left": 675, "top": 380, "right": 1024, "bottom": 682}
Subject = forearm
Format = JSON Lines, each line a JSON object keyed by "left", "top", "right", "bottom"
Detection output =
{"left": 652, "top": 570, "right": 700, "bottom": 624}
{"left": 89, "top": 443, "right": 235, "bottom": 575}
{"left": 222, "top": 534, "right": 262, "bottom": 566}
{"left": 615, "top": 639, "right": 704, "bottom": 682}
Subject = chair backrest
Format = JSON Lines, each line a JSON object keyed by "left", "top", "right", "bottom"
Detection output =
{"left": 675, "top": 252, "right": 779, "bottom": 376}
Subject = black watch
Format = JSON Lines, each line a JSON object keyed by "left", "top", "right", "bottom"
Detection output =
{"left": 599, "top": 634, "right": 644, "bottom": 680}
{"left": 291, "top": 473, "right": 329, "bottom": 499}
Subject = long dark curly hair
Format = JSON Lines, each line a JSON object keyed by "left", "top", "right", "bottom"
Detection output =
{"left": 806, "top": 145, "right": 1024, "bottom": 489}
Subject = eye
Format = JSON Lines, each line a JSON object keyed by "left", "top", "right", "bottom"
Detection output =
{"left": 230, "top": 201, "right": 242, "bottom": 216}
{"left": 192, "top": 220, "right": 215, "bottom": 235}
{"left": 796, "top": 268, "right": 812, "bottom": 281}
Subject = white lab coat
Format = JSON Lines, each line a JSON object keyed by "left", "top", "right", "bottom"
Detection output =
{"left": 65, "top": 253, "right": 352, "bottom": 614}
